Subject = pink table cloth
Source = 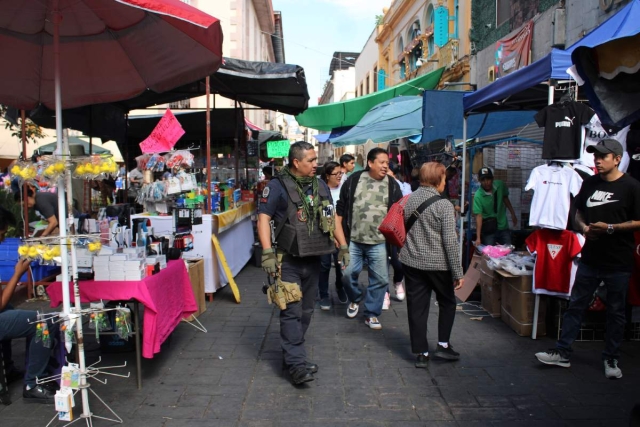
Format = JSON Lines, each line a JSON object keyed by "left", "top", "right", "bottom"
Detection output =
{"left": 47, "top": 260, "right": 197, "bottom": 358}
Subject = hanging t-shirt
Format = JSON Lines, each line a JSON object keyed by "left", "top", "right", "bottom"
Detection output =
{"left": 580, "top": 115, "right": 630, "bottom": 171}
{"left": 525, "top": 164, "right": 583, "bottom": 230}
{"left": 526, "top": 229, "right": 582, "bottom": 297}
{"left": 626, "top": 128, "right": 640, "bottom": 181}
{"left": 535, "top": 101, "right": 594, "bottom": 160}
{"left": 574, "top": 173, "right": 640, "bottom": 270}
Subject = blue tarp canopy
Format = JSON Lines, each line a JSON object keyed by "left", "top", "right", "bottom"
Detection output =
{"left": 331, "top": 96, "right": 423, "bottom": 147}
{"left": 312, "top": 126, "right": 352, "bottom": 144}
{"left": 422, "top": 90, "right": 535, "bottom": 142}
{"left": 464, "top": 0, "right": 640, "bottom": 113}
{"left": 570, "top": 1, "right": 640, "bottom": 126}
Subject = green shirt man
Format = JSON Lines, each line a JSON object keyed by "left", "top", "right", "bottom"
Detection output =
{"left": 473, "top": 167, "right": 518, "bottom": 246}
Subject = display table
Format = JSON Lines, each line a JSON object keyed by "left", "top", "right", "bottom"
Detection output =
{"left": 210, "top": 203, "right": 254, "bottom": 293}
{"left": 47, "top": 260, "right": 197, "bottom": 359}
{"left": 132, "top": 203, "right": 255, "bottom": 293}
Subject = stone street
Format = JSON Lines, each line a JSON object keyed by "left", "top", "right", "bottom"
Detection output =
{"left": 1, "top": 264, "right": 638, "bottom": 426}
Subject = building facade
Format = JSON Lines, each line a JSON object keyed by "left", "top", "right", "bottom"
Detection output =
{"left": 470, "top": 0, "right": 632, "bottom": 89}
{"left": 376, "top": 0, "right": 472, "bottom": 90}
{"left": 317, "top": 52, "right": 360, "bottom": 164}
{"left": 135, "top": 0, "right": 283, "bottom": 132}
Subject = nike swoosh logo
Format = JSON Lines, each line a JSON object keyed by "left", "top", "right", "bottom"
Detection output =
{"left": 586, "top": 199, "right": 618, "bottom": 207}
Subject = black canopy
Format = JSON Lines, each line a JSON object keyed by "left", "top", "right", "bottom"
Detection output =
{"left": 19, "top": 57, "right": 309, "bottom": 142}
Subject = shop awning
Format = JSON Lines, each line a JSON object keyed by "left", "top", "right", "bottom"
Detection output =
{"left": 296, "top": 67, "right": 444, "bottom": 131}
{"left": 422, "top": 90, "right": 535, "bottom": 142}
{"left": 20, "top": 57, "right": 310, "bottom": 142}
{"left": 570, "top": 0, "right": 640, "bottom": 127}
{"left": 464, "top": 0, "right": 640, "bottom": 114}
{"left": 331, "top": 96, "right": 423, "bottom": 147}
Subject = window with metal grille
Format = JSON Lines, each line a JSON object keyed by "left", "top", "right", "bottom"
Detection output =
{"left": 169, "top": 99, "right": 190, "bottom": 109}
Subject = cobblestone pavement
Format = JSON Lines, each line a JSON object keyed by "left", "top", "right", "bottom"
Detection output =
{"left": 1, "top": 264, "right": 639, "bottom": 426}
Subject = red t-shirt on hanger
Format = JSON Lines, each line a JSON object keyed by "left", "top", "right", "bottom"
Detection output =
{"left": 526, "top": 229, "right": 582, "bottom": 297}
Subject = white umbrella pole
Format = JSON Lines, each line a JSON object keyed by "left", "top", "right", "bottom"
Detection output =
{"left": 459, "top": 115, "right": 467, "bottom": 261}
{"left": 52, "top": 1, "right": 70, "bottom": 316}
{"left": 53, "top": 3, "right": 91, "bottom": 419}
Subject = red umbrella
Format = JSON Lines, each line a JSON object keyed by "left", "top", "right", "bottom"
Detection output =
{"left": 0, "top": 2, "right": 223, "bottom": 416}
{"left": 0, "top": 0, "right": 223, "bottom": 111}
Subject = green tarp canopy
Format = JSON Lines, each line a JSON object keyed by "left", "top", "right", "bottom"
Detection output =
{"left": 295, "top": 67, "right": 444, "bottom": 131}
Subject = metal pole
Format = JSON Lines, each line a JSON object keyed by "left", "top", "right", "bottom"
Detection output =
{"left": 206, "top": 76, "right": 211, "bottom": 214}
{"left": 234, "top": 101, "right": 240, "bottom": 188}
{"left": 458, "top": 115, "right": 467, "bottom": 261}
{"left": 532, "top": 82, "right": 556, "bottom": 340}
{"left": 20, "top": 110, "right": 33, "bottom": 297}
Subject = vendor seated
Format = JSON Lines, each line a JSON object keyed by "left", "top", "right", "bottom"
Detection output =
{"left": 0, "top": 207, "right": 59, "bottom": 404}
{"left": 15, "top": 186, "right": 79, "bottom": 237}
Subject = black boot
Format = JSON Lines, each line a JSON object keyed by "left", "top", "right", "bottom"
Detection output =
{"left": 290, "top": 367, "right": 314, "bottom": 385}
{"left": 306, "top": 361, "right": 318, "bottom": 373}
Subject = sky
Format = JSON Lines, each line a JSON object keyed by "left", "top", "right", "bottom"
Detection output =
{"left": 273, "top": 0, "right": 390, "bottom": 107}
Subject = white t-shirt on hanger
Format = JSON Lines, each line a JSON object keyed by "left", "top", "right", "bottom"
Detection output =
{"left": 525, "top": 164, "right": 583, "bottom": 230}
{"left": 580, "top": 115, "right": 630, "bottom": 172}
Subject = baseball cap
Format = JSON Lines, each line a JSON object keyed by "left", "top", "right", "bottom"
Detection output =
{"left": 479, "top": 167, "right": 493, "bottom": 180}
{"left": 586, "top": 138, "right": 623, "bottom": 157}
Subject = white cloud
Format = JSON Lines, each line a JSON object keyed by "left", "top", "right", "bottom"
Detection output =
{"left": 318, "top": 0, "right": 391, "bottom": 20}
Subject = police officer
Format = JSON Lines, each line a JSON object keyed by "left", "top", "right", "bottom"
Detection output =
{"left": 257, "top": 141, "right": 340, "bottom": 385}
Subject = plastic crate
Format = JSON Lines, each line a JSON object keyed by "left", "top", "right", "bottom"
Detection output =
{"left": 0, "top": 261, "right": 60, "bottom": 282}
{"left": 0, "top": 237, "right": 24, "bottom": 261}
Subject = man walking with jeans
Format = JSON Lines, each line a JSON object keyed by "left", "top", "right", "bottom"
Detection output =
{"left": 535, "top": 139, "right": 640, "bottom": 379}
{"left": 334, "top": 148, "right": 402, "bottom": 330}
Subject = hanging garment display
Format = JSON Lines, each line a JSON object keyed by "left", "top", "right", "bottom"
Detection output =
{"left": 626, "top": 128, "right": 640, "bottom": 182}
{"left": 535, "top": 101, "right": 595, "bottom": 160}
{"left": 579, "top": 115, "right": 630, "bottom": 171}
{"left": 525, "top": 164, "right": 583, "bottom": 230}
{"left": 526, "top": 229, "right": 583, "bottom": 298}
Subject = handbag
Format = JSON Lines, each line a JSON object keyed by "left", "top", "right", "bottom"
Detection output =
{"left": 482, "top": 188, "right": 499, "bottom": 235}
{"left": 379, "top": 194, "right": 441, "bottom": 247}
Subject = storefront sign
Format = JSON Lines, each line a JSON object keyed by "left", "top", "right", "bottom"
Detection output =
{"left": 494, "top": 20, "right": 534, "bottom": 79}
{"left": 139, "top": 109, "right": 185, "bottom": 153}
{"left": 266, "top": 140, "right": 291, "bottom": 158}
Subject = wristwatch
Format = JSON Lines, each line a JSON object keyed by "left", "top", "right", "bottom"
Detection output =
{"left": 607, "top": 224, "right": 614, "bottom": 235}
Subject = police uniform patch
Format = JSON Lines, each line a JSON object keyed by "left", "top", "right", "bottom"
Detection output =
{"left": 262, "top": 187, "right": 270, "bottom": 198}
{"left": 297, "top": 209, "right": 307, "bottom": 222}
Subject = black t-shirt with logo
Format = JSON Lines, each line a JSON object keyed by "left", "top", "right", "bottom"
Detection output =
{"left": 534, "top": 101, "right": 594, "bottom": 160}
{"left": 575, "top": 173, "right": 640, "bottom": 270}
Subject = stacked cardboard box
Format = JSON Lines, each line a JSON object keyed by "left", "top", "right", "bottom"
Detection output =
{"left": 496, "top": 270, "right": 546, "bottom": 336}
{"left": 479, "top": 255, "right": 501, "bottom": 317}
{"left": 185, "top": 259, "right": 206, "bottom": 320}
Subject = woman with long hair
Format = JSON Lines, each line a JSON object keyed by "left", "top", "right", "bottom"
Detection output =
{"left": 318, "top": 161, "right": 348, "bottom": 310}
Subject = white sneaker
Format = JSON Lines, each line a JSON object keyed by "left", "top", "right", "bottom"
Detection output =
{"left": 604, "top": 359, "right": 622, "bottom": 379}
{"left": 346, "top": 302, "right": 359, "bottom": 318}
{"left": 394, "top": 282, "right": 405, "bottom": 301}
{"left": 382, "top": 292, "right": 390, "bottom": 310}
{"left": 365, "top": 317, "right": 382, "bottom": 330}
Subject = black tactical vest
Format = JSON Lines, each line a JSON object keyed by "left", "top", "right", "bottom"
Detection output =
{"left": 274, "top": 175, "right": 335, "bottom": 258}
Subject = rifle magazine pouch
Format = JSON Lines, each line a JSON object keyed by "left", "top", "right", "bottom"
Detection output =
{"left": 267, "top": 284, "right": 288, "bottom": 310}
{"left": 280, "top": 280, "right": 302, "bottom": 304}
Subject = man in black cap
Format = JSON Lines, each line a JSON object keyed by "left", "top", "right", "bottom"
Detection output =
{"left": 472, "top": 167, "right": 518, "bottom": 246}
{"left": 536, "top": 138, "right": 640, "bottom": 379}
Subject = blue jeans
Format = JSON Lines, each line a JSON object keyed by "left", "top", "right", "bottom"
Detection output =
{"left": 0, "top": 307, "right": 59, "bottom": 387}
{"left": 318, "top": 248, "right": 343, "bottom": 299}
{"left": 556, "top": 261, "right": 630, "bottom": 360}
{"left": 341, "top": 242, "right": 389, "bottom": 318}
{"left": 481, "top": 229, "right": 511, "bottom": 246}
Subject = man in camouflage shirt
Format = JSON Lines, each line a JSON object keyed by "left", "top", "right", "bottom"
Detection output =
{"left": 334, "top": 149, "right": 403, "bottom": 329}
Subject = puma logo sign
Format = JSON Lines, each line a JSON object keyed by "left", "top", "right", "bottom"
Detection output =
{"left": 585, "top": 190, "right": 618, "bottom": 207}
{"left": 555, "top": 116, "right": 576, "bottom": 128}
